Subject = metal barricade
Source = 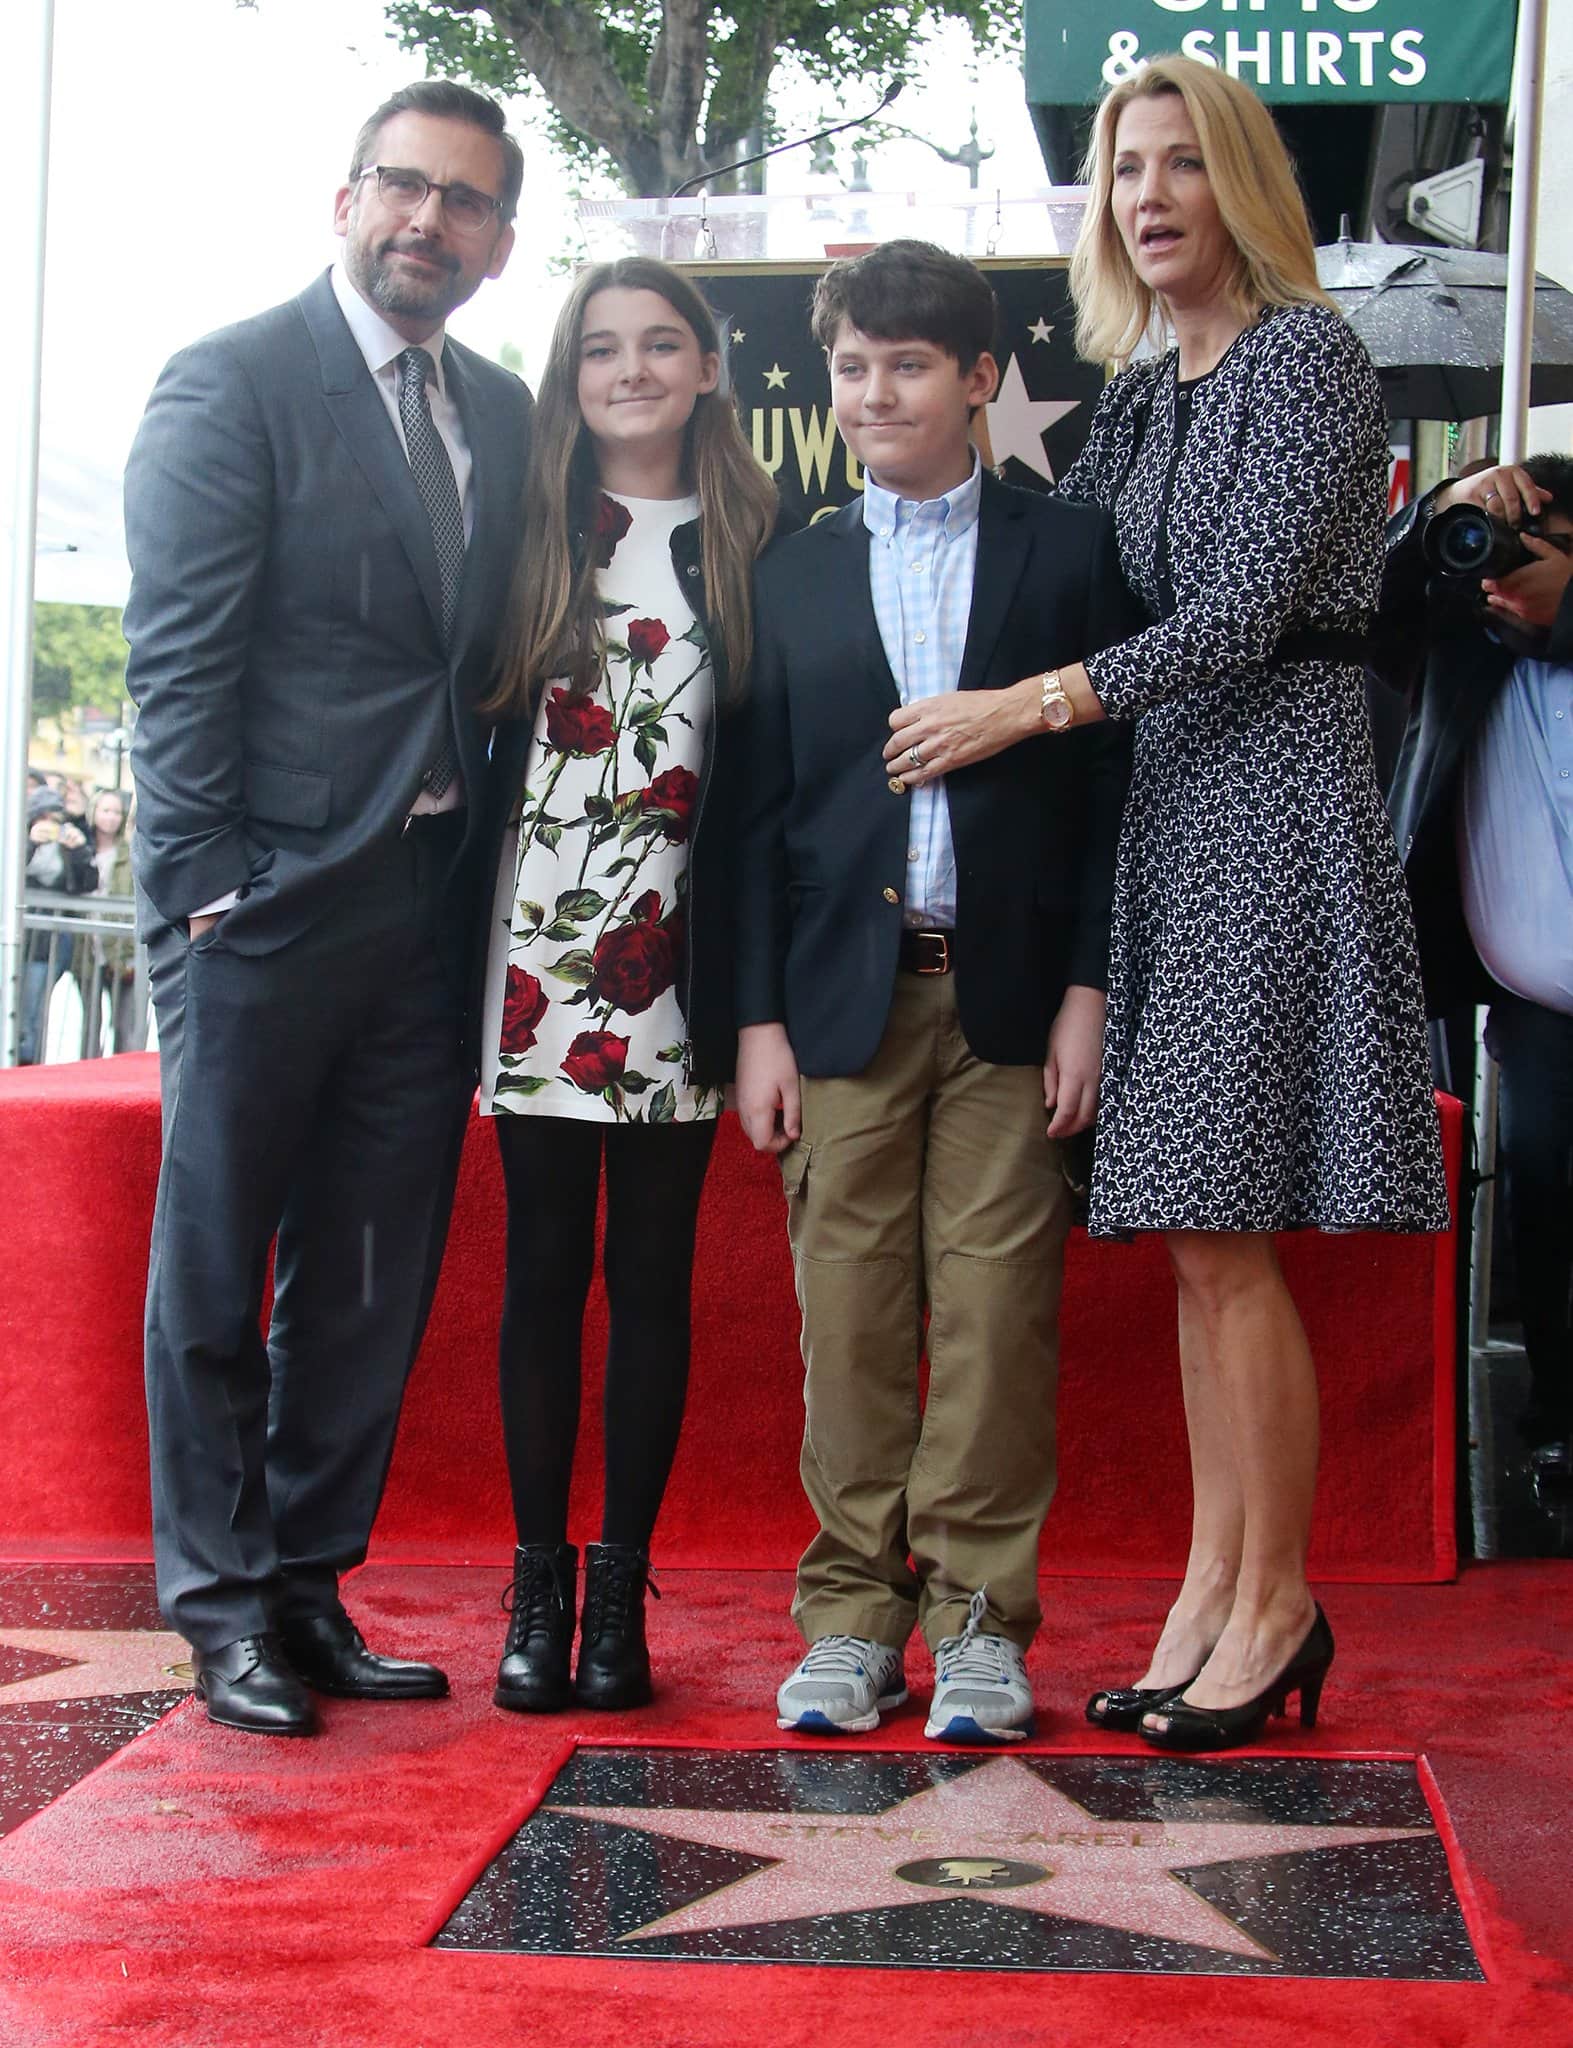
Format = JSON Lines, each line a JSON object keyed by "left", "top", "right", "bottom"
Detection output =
{"left": 13, "top": 888, "right": 149, "bottom": 1064}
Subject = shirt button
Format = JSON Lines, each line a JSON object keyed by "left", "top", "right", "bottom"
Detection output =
{"left": 907, "top": 848, "right": 919, "bottom": 863}
{"left": 914, "top": 630, "right": 927, "bottom": 645}
{"left": 912, "top": 561, "right": 927, "bottom": 574}
{"left": 882, "top": 887, "right": 900, "bottom": 904}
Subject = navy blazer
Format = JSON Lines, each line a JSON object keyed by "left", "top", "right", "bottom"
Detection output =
{"left": 124, "top": 269, "right": 532, "bottom": 989}
{"left": 733, "top": 472, "right": 1139, "bottom": 1077}
{"left": 1378, "top": 490, "right": 1573, "bottom": 1017}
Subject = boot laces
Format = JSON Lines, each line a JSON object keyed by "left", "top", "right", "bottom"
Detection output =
{"left": 501, "top": 1551, "right": 571, "bottom": 1646}
{"left": 585, "top": 1550, "right": 659, "bottom": 1636}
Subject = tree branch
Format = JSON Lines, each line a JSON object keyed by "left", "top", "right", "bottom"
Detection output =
{"left": 490, "top": 0, "right": 667, "bottom": 191}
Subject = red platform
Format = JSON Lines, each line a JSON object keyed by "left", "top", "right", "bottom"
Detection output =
{"left": 0, "top": 1054, "right": 1462, "bottom": 1580}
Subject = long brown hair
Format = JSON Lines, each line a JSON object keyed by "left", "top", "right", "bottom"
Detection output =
{"left": 489, "top": 257, "right": 777, "bottom": 717}
{"left": 1071, "top": 54, "right": 1334, "bottom": 364}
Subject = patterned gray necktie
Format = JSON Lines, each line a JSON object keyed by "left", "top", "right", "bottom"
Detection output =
{"left": 397, "top": 346, "right": 463, "bottom": 796}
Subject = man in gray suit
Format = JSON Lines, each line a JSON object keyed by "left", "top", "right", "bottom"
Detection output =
{"left": 124, "top": 80, "right": 532, "bottom": 1735}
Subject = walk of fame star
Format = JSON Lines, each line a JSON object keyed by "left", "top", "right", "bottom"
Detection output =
{"left": 435, "top": 1748, "right": 1485, "bottom": 1978}
{"left": 0, "top": 1628, "right": 191, "bottom": 1703}
{"left": 984, "top": 354, "right": 1080, "bottom": 483}
{"left": 551, "top": 1757, "right": 1427, "bottom": 1961}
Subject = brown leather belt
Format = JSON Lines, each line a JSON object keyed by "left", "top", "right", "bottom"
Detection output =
{"left": 899, "top": 927, "right": 953, "bottom": 975}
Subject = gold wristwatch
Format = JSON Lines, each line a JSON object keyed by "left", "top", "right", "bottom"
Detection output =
{"left": 1038, "top": 668, "right": 1074, "bottom": 730}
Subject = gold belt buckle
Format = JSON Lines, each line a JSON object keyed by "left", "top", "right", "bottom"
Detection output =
{"left": 915, "top": 929, "right": 950, "bottom": 974}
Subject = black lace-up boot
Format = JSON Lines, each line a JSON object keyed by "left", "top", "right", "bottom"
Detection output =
{"left": 494, "top": 1543, "right": 577, "bottom": 1712}
{"left": 575, "top": 1542, "right": 659, "bottom": 1709}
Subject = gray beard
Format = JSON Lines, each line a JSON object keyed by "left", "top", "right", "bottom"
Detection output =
{"left": 346, "top": 234, "right": 462, "bottom": 326}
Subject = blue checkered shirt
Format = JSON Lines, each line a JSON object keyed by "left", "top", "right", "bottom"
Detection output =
{"left": 864, "top": 456, "right": 982, "bottom": 928}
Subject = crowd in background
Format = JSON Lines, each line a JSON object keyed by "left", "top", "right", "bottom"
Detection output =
{"left": 20, "top": 764, "right": 141, "bottom": 1062}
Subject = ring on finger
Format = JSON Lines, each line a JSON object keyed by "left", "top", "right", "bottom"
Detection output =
{"left": 908, "top": 745, "right": 924, "bottom": 769}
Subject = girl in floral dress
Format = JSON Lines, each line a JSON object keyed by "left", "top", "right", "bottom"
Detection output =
{"left": 478, "top": 258, "right": 776, "bottom": 1712}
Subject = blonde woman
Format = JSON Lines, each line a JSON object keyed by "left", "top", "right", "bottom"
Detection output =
{"left": 879, "top": 57, "right": 1447, "bottom": 1750}
{"left": 477, "top": 258, "right": 776, "bottom": 1714}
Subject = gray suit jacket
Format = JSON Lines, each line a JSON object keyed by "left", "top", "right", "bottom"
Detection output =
{"left": 123, "top": 269, "right": 532, "bottom": 971}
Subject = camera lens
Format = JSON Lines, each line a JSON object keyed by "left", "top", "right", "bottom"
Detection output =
{"left": 1433, "top": 507, "right": 1492, "bottom": 575}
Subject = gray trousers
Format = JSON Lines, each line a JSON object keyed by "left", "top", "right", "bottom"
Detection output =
{"left": 143, "top": 818, "right": 472, "bottom": 1652}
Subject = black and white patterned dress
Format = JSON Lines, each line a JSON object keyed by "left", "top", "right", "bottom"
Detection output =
{"left": 1060, "top": 304, "right": 1449, "bottom": 1237}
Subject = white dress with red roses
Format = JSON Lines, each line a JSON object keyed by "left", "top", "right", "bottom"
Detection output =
{"left": 479, "top": 491, "right": 720, "bottom": 1125}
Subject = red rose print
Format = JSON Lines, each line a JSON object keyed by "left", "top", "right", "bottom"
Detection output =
{"left": 591, "top": 492, "right": 633, "bottom": 567}
{"left": 499, "top": 965, "right": 549, "bottom": 1054}
{"left": 626, "top": 617, "right": 671, "bottom": 666}
{"left": 561, "top": 1029, "right": 629, "bottom": 1093}
{"left": 587, "top": 890, "right": 677, "bottom": 1016}
{"left": 544, "top": 687, "right": 615, "bottom": 755}
{"left": 641, "top": 765, "right": 699, "bottom": 842}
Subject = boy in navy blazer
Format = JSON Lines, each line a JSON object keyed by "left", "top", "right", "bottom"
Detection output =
{"left": 734, "top": 241, "right": 1136, "bottom": 1743}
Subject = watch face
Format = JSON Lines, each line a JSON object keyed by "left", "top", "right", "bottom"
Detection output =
{"left": 1043, "top": 693, "right": 1073, "bottom": 729}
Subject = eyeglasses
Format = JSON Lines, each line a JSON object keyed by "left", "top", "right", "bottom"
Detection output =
{"left": 355, "top": 165, "right": 507, "bottom": 235}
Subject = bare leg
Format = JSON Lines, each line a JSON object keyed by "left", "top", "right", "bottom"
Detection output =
{"left": 1124, "top": 1252, "right": 1245, "bottom": 1691}
{"left": 1143, "top": 1232, "right": 1319, "bottom": 1732}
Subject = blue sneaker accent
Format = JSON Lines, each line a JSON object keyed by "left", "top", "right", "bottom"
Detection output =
{"left": 928, "top": 1711, "right": 1037, "bottom": 1747}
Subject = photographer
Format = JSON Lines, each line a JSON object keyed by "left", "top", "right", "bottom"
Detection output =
{"left": 1380, "top": 456, "right": 1573, "bottom": 1464}
{"left": 20, "top": 785, "right": 97, "bottom": 1063}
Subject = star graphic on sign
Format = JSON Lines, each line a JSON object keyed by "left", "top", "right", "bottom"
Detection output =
{"left": 730, "top": 329, "right": 746, "bottom": 346}
{"left": 552, "top": 1756, "right": 1429, "bottom": 1960}
{"left": 763, "top": 363, "right": 790, "bottom": 389}
{"left": 984, "top": 354, "right": 1081, "bottom": 484}
{"left": 0, "top": 1629, "right": 192, "bottom": 1704}
{"left": 1028, "top": 317, "right": 1055, "bottom": 344}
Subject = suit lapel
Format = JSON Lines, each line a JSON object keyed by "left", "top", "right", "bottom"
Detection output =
{"left": 827, "top": 497, "right": 901, "bottom": 719}
{"left": 957, "top": 475, "right": 1030, "bottom": 693}
{"left": 298, "top": 272, "right": 448, "bottom": 644}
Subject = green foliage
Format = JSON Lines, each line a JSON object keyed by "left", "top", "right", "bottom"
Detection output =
{"left": 384, "top": 0, "right": 1022, "bottom": 194}
{"left": 31, "top": 605, "right": 129, "bottom": 723}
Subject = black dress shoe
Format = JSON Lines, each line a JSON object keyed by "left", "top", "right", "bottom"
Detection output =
{"left": 576, "top": 1542, "right": 658, "bottom": 1710}
{"left": 279, "top": 1612, "right": 449, "bottom": 1700}
{"left": 193, "top": 1634, "right": 318, "bottom": 1736}
{"left": 495, "top": 1543, "right": 577, "bottom": 1713}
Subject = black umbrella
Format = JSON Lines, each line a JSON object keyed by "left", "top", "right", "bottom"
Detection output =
{"left": 1315, "top": 235, "right": 1573, "bottom": 420}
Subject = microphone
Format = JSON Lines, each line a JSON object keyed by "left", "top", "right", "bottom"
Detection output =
{"left": 670, "top": 81, "right": 904, "bottom": 199}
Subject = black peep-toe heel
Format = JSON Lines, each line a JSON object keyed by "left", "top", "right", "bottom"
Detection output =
{"left": 1136, "top": 1606, "right": 1335, "bottom": 1754}
{"left": 1085, "top": 1679, "right": 1196, "bottom": 1733}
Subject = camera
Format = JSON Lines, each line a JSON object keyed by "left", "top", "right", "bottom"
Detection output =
{"left": 1422, "top": 502, "right": 1546, "bottom": 582}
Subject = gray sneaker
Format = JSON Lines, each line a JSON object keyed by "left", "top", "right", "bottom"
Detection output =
{"left": 776, "top": 1635, "right": 908, "bottom": 1734}
{"left": 925, "top": 1589, "right": 1035, "bottom": 1744}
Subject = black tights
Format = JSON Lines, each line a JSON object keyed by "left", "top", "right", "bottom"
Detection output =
{"left": 494, "top": 1114, "right": 717, "bottom": 1550}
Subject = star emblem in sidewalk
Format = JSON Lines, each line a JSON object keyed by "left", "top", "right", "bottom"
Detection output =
{"left": 984, "top": 354, "right": 1080, "bottom": 483}
{"left": 551, "top": 1756, "right": 1429, "bottom": 1960}
{"left": 0, "top": 1629, "right": 191, "bottom": 1703}
{"left": 763, "top": 363, "right": 790, "bottom": 389}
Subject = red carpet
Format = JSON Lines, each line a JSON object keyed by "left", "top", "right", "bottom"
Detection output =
{"left": 0, "top": 1057, "right": 1463, "bottom": 1579}
{"left": 0, "top": 1563, "right": 1568, "bottom": 2047}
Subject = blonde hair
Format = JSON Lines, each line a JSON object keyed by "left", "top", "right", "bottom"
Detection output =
{"left": 489, "top": 257, "right": 777, "bottom": 717}
{"left": 1070, "top": 54, "right": 1334, "bottom": 364}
